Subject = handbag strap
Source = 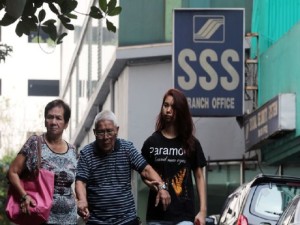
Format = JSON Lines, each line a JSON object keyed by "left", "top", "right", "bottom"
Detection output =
{"left": 19, "top": 135, "right": 42, "bottom": 179}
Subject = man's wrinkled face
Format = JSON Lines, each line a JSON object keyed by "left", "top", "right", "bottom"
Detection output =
{"left": 93, "top": 120, "right": 118, "bottom": 153}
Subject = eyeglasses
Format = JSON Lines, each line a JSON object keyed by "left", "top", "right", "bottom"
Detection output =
{"left": 94, "top": 129, "right": 115, "bottom": 138}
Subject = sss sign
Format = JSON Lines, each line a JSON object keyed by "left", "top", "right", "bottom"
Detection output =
{"left": 173, "top": 9, "right": 244, "bottom": 117}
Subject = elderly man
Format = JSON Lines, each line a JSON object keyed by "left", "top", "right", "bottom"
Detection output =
{"left": 75, "top": 110, "right": 171, "bottom": 225}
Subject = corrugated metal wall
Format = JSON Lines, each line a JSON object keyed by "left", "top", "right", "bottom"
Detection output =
{"left": 251, "top": 0, "right": 300, "bottom": 57}
{"left": 253, "top": 1, "right": 300, "bottom": 164}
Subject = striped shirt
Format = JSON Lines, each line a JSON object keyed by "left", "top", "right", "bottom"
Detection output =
{"left": 76, "top": 138, "right": 148, "bottom": 225}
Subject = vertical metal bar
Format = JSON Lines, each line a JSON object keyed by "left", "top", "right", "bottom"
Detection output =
{"left": 87, "top": 22, "right": 92, "bottom": 99}
{"left": 97, "top": 19, "right": 103, "bottom": 80}
{"left": 110, "top": 79, "right": 115, "bottom": 113}
{"left": 240, "top": 160, "right": 244, "bottom": 185}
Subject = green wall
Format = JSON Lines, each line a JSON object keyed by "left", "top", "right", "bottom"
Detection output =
{"left": 251, "top": 0, "right": 300, "bottom": 57}
{"left": 119, "top": 0, "right": 253, "bottom": 46}
{"left": 259, "top": 22, "right": 300, "bottom": 164}
{"left": 119, "top": 0, "right": 166, "bottom": 46}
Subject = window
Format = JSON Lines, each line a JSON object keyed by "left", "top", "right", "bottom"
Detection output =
{"left": 28, "top": 80, "right": 59, "bottom": 96}
{"left": 74, "top": 26, "right": 117, "bottom": 45}
{"left": 251, "top": 183, "right": 300, "bottom": 220}
{"left": 78, "top": 80, "right": 98, "bottom": 97}
{"left": 28, "top": 29, "right": 51, "bottom": 43}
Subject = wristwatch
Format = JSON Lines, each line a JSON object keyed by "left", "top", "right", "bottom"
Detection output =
{"left": 158, "top": 183, "right": 168, "bottom": 191}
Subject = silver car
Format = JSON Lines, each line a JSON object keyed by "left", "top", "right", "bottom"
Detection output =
{"left": 217, "top": 174, "right": 300, "bottom": 225}
{"left": 276, "top": 195, "right": 300, "bottom": 225}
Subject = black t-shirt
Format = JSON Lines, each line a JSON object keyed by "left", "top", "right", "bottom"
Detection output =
{"left": 141, "top": 131, "right": 207, "bottom": 223}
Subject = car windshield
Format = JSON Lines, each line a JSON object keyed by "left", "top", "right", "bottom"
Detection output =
{"left": 250, "top": 183, "right": 300, "bottom": 220}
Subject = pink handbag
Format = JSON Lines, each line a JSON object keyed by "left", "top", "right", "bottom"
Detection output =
{"left": 5, "top": 136, "right": 55, "bottom": 225}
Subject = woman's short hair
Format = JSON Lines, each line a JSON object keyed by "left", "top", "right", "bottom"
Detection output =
{"left": 94, "top": 110, "right": 118, "bottom": 127}
{"left": 44, "top": 99, "right": 71, "bottom": 123}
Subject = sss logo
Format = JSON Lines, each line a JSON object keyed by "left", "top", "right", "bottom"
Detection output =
{"left": 177, "top": 15, "right": 241, "bottom": 92}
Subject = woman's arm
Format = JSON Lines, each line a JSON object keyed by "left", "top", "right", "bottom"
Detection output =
{"left": 7, "top": 154, "right": 36, "bottom": 214}
{"left": 7, "top": 154, "right": 26, "bottom": 196}
{"left": 193, "top": 167, "right": 207, "bottom": 225}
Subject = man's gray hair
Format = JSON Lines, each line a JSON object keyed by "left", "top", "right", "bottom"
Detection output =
{"left": 94, "top": 110, "right": 118, "bottom": 127}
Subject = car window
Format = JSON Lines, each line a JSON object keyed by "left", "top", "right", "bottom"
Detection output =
{"left": 250, "top": 183, "right": 300, "bottom": 221}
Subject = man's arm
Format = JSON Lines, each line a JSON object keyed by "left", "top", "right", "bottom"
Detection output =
{"left": 75, "top": 180, "right": 90, "bottom": 221}
{"left": 140, "top": 164, "right": 171, "bottom": 211}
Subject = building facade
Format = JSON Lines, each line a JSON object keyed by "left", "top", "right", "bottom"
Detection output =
{"left": 55, "top": 0, "right": 300, "bottom": 221}
{"left": 2, "top": 0, "right": 300, "bottom": 221}
{"left": 0, "top": 24, "right": 61, "bottom": 158}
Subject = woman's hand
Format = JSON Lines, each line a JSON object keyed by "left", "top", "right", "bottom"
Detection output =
{"left": 194, "top": 211, "right": 206, "bottom": 225}
{"left": 155, "top": 188, "right": 171, "bottom": 211}
{"left": 20, "top": 194, "right": 36, "bottom": 215}
{"left": 143, "top": 180, "right": 171, "bottom": 211}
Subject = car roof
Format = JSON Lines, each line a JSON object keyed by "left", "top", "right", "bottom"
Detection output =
{"left": 249, "top": 174, "right": 300, "bottom": 188}
{"left": 227, "top": 174, "right": 300, "bottom": 198}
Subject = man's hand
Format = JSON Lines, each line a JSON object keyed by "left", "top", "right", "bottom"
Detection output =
{"left": 143, "top": 180, "right": 160, "bottom": 191}
{"left": 77, "top": 199, "right": 90, "bottom": 221}
{"left": 155, "top": 183, "right": 171, "bottom": 211}
{"left": 140, "top": 165, "right": 171, "bottom": 210}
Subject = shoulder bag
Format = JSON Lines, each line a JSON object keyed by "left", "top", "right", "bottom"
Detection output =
{"left": 5, "top": 135, "right": 55, "bottom": 225}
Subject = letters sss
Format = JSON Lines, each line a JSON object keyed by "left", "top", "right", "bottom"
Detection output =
{"left": 177, "top": 48, "right": 240, "bottom": 91}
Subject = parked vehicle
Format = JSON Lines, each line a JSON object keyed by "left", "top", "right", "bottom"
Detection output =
{"left": 276, "top": 194, "right": 300, "bottom": 225}
{"left": 217, "top": 174, "right": 300, "bottom": 225}
{"left": 206, "top": 216, "right": 217, "bottom": 225}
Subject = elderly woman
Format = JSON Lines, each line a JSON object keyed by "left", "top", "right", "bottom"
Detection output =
{"left": 7, "top": 99, "right": 77, "bottom": 225}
